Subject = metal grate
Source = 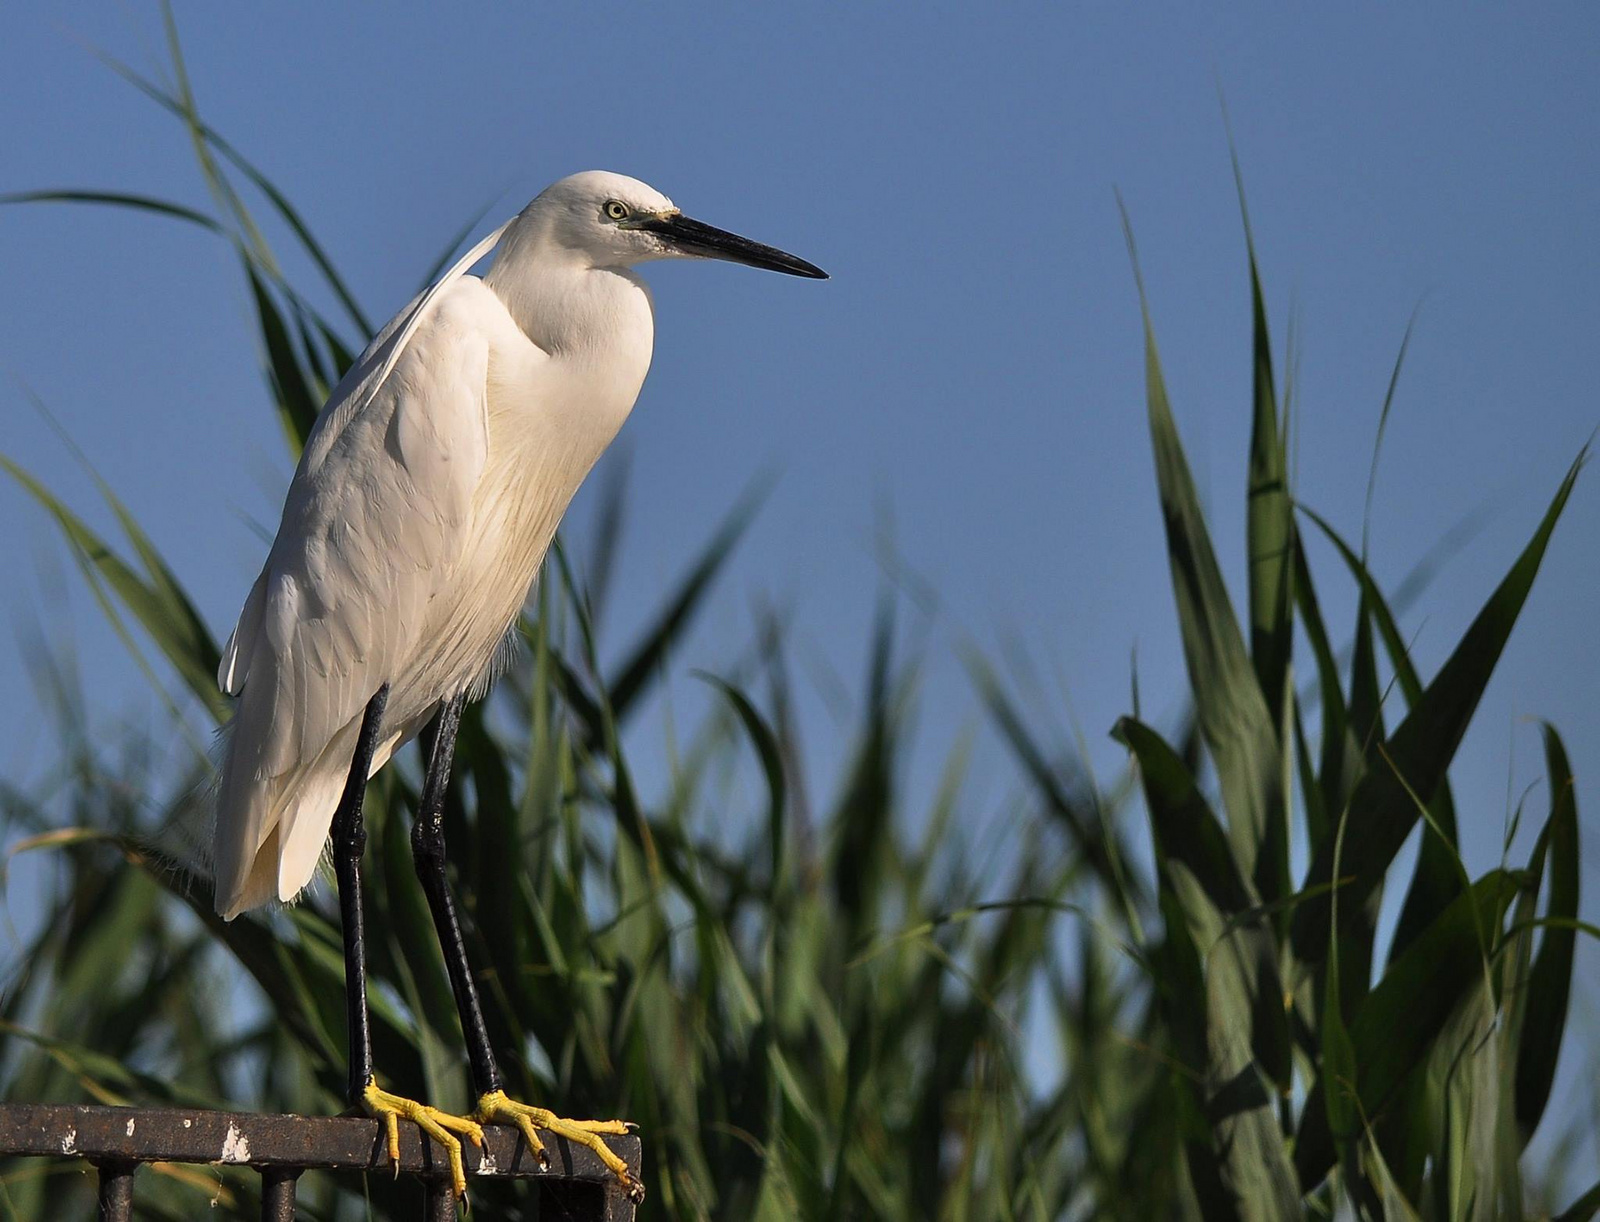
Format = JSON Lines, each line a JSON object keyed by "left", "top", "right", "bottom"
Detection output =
{"left": 0, "top": 1102, "right": 641, "bottom": 1221}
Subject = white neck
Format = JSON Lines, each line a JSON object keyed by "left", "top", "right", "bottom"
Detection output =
{"left": 481, "top": 209, "right": 657, "bottom": 426}
{"left": 483, "top": 210, "right": 650, "bottom": 351}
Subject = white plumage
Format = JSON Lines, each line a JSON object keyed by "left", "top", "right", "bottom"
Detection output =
{"left": 205, "top": 171, "right": 823, "bottom": 1210}
{"left": 212, "top": 169, "right": 832, "bottom": 919}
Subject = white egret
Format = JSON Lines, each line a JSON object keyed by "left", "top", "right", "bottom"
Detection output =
{"left": 211, "top": 170, "right": 825, "bottom": 1201}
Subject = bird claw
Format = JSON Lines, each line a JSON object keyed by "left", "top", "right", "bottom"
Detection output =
{"left": 474, "top": 1089, "right": 643, "bottom": 1203}
{"left": 363, "top": 1079, "right": 485, "bottom": 1199}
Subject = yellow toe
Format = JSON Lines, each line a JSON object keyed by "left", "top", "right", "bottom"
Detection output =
{"left": 475, "top": 1089, "right": 643, "bottom": 1203}
{"left": 363, "top": 1080, "right": 484, "bottom": 1199}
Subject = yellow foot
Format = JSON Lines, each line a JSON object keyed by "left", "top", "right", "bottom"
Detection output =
{"left": 363, "top": 1079, "right": 485, "bottom": 1199}
{"left": 474, "top": 1089, "right": 643, "bottom": 1203}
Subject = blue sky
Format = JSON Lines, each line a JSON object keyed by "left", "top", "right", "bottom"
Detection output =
{"left": 3, "top": 0, "right": 1598, "bottom": 1176}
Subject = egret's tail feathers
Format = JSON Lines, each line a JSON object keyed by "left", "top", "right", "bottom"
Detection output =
{"left": 213, "top": 719, "right": 359, "bottom": 920}
{"left": 274, "top": 725, "right": 365, "bottom": 904}
{"left": 213, "top": 717, "right": 413, "bottom": 920}
{"left": 213, "top": 754, "right": 275, "bottom": 919}
{"left": 220, "top": 822, "right": 282, "bottom": 920}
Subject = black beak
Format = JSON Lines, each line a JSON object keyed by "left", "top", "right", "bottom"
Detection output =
{"left": 639, "top": 213, "right": 828, "bottom": 279}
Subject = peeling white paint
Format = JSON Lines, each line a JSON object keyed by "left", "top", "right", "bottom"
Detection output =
{"left": 220, "top": 1122, "right": 251, "bottom": 1164}
{"left": 125, "top": 1119, "right": 136, "bottom": 1137}
{"left": 478, "top": 1147, "right": 497, "bottom": 1175}
{"left": 60, "top": 1128, "right": 77, "bottom": 1155}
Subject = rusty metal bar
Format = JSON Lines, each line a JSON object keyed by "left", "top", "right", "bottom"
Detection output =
{"left": 260, "top": 1165, "right": 299, "bottom": 1222}
{"left": 422, "top": 1176, "right": 457, "bottom": 1222}
{"left": 0, "top": 1103, "right": 640, "bottom": 1220}
{"left": 0, "top": 1102, "right": 638, "bottom": 1181}
{"left": 93, "top": 1160, "right": 135, "bottom": 1222}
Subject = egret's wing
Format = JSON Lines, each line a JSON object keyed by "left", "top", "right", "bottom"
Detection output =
{"left": 216, "top": 216, "right": 511, "bottom": 699}
{"left": 218, "top": 567, "right": 267, "bottom": 696}
{"left": 214, "top": 276, "right": 511, "bottom": 910}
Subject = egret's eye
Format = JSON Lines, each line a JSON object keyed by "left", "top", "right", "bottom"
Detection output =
{"left": 604, "top": 200, "right": 630, "bottom": 221}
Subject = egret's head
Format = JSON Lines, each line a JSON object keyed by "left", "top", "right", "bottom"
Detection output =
{"left": 528, "top": 170, "right": 826, "bottom": 279}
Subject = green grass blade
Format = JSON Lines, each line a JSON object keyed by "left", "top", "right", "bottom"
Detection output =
{"left": 968, "top": 651, "right": 1144, "bottom": 911}
{"left": 1317, "top": 813, "right": 1364, "bottom": 1207}
{"left": 1121, "top": 204, "right": 1288, "bottom": 907}
{"left": 829, "top": 597, "right": 898, "bottom": 947}
{"left": 245, "top": 262, "right": 321, "bottom": 453}
{"left": 1556, "top": 1180, "right": 1600, "bottom": 1222}
{"left": 0, "top": 189, "right": 221, "bottom": 232}
{"left": 316, "top": 319, "right": 359, "bottom": 378}
{"left": 1295, "top": 870, "right": 1520, "bottom": 1188}
{"left": 1291, "top": 536, "right": 1349, "bottom": 849}
{"left": 1332, "top": 579, "right": 1385, "bottom": 1022}
{"left": 584, "top": 449, "right": 631, "bottom": 629}
{"left": 604, "top": 474, "right": 770, "bottom": 723}
{"left": 1514, "top": 723, "right": 1580, "bottom": 1142}
{"left": 96, "top": 14, "right": 375, "bottom": 336}
{"left": 700, "top": 674, "right": 787, "bottom": 897}
{"left": 1299, "top": 503, "right": 1468, "bottom": 961}
{"left": 20, "top": 388, "right": 224, "bottom": 700}
{"left": 0, "top": 454, "right": 226, "bottom": 719}
{"left": 3, "top": 184, "right": 361, "bottom": 373}
{"left": 1298, "top": 506, "right": 1427, "bottom": 710}
{"left": 0, "top": 1020, "right": 222, "bottom": 1110}
{"left": 1291, "top": 447, "right": 1584, "bottom": 959}
{"left": 1114, "top": 716, "right": 1297, "bottom": 1218}
{"left": 1240, "top": 199, "right": 1292, "bottom": 735}
{"left": 1114, "top": 718, "right": 1252, "bottom": 913}
{"left": 1361, "top": 313, "right": 1417, "bottom": 559}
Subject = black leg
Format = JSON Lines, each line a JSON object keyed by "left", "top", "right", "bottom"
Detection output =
{"left": 409, "top": 695, "right": 642, "bottom": 1202}
{"left": 411, "top": 693, "right": 505, "bottom": 1099}
{"left": 331, "top": 684, "right": 389, "bottom": 1106}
